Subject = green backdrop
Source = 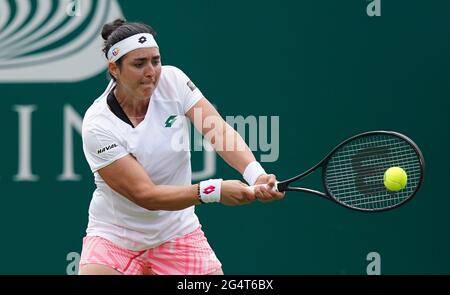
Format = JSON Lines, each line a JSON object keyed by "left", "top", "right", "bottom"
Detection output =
{"left": 0, "top": 0, "right": 449, "bottom": 274}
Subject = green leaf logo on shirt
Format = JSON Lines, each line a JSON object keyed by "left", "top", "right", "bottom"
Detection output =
{"left": 164, "top": 115, "right": 178, "bottom": 128}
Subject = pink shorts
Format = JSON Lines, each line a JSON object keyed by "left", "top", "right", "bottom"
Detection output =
{"left": 79, "top": 226, "right": 222, "bottom": 275}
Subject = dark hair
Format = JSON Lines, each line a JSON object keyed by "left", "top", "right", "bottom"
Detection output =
{"left": 101, "top": 18, "right": 157, "bottom": 78}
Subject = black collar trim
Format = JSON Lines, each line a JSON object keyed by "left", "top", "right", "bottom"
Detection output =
{"left": 107, "top": 89, "right": 134, "bottom": 128}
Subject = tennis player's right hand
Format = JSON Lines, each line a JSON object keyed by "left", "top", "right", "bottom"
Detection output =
{"left": 220, "top": 180, "right": 256, "bottom": 206}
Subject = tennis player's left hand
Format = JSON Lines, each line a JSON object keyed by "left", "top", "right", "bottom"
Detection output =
{"left": 253, "top": 174, "right": 285, "bottom": 203}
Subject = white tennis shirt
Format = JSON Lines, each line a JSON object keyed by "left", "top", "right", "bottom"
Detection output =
{"left": 82, "top": 66, "right": 203, "bottom": 250}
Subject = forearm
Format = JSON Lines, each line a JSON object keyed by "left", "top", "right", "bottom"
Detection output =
{"left": 133, "top": 184, "right": 201, "bottom": 211}
{"left": 186, "top": 98, "right": 264, "bottom": 181}
{"left": 215, "top": 123, "right": 257, "bottom": 174}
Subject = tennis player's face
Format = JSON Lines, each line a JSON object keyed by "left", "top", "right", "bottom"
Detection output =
{"left": 115, "top": 47, "right": 162, "bottom": 99}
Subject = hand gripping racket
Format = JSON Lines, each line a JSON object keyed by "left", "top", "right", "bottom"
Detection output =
{"left": 251, "top": 131, "right": 425, "bottom": 212}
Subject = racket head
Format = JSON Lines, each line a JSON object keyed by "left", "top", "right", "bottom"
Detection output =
{"left": 322, "top": 131, "right": 425, "bottom": 212}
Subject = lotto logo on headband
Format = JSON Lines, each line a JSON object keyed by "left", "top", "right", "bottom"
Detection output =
{"left": 203, "top": 186, "right": 216, "bottom": 195}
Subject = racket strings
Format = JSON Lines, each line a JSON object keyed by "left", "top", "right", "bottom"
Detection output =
{"left": 327, "top": 160, "right": 418, "bottom": 181}
{"left": 325, "top": 142, "right": 416, "bottom": 172}
{"left": 324, "top": 135, "right": 422, "bottom": 211}
{"left": 326, "top": 162, "right": 419, "bottom": 185}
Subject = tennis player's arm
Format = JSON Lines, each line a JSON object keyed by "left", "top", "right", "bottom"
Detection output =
{"left": 186, "top": 98, "right": 256, "bottom": 174}
{"left": 97, "top": 155, "right": 254, "bottom": 210}
{"left": 97, "top": 155, "right": 201, "bottom": 211}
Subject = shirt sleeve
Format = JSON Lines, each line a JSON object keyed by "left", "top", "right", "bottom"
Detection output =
{"left": 171, "top": 66, "right": 204, "bottom": 113}
{"left": 82, "top": 124, "right": 129, "bottom": 173}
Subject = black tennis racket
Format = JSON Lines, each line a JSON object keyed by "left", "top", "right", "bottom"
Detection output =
{"left": 252, "top": 131, "right": 425, "bottom": 212}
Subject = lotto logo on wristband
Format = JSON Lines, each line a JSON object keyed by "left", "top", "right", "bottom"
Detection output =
{"left": 200, "top": 179, "right": 222, "bottom": 203}
{"left": 203, "top": 186, "right": 216, "bottom": 195}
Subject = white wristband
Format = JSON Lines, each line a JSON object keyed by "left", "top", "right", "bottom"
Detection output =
{"left": 199, "top": 179, "right": 223, "bottom": 203}
{"left": 243, "top": 161, "right": 266, "bottom": 185}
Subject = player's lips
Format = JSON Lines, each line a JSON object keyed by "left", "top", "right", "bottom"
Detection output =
{"left": 141, "top": 81, "right": 155, "bottom": 87}
{"left": 140, "top": 83, "right": 154, "bottom": 89}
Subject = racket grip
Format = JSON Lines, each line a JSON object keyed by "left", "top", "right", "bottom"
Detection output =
{"left": 247, "top": 183, "right": 279, "bottom": 193}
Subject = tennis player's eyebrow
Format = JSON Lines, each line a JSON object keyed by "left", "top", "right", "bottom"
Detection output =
{"left": 134, "top": 56, "right": 160, "bottom": 62}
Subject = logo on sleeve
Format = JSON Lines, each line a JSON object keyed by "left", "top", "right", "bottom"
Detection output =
{"left": 187, "top": 81, "right": 197, "bottom": 92}
{"left": 97, "top": 143, "right": 119, "bottom": 154}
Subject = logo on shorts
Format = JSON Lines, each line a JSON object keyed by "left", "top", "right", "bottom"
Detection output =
{"left": 164, "top": 115, "right": 178, "bottom": 128}
{"left": 203, "top": 185, "right": 215, "bottom": 195}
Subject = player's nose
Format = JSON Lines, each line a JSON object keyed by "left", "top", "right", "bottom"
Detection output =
{"left": 144, "top": 63, "right": 156, "bottom": 78}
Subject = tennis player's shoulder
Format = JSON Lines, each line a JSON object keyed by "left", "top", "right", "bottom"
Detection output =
{"left": 162, "top": 65, "right": 183, "bottom": 74}
{"left": 160, "top": 65, "right": 188, "bottom": 81}
{"left": 84, "top": 96, "right": 107, "bottom": 119}
{"left": 82, "top": 95, "right": 110, "bottom": 132}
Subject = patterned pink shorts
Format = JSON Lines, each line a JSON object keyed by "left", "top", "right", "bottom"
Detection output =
{"left": 79, "top": 226, "right": 222, "bottom": 275}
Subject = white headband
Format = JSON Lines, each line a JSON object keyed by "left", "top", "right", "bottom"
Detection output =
{"left": 107, "top": 33, "right": 158, "bottom": 62}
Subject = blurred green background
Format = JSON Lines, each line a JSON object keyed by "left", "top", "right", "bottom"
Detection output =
{"left": 0, "top": 0, "right": 449, "bottom": 274}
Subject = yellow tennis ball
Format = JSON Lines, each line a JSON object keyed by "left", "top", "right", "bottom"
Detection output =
{"left": 384, "top": 167, "right": 408, "bottom": 191}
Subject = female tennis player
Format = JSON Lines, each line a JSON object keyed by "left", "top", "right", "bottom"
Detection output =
{"left": 78, "top": 19, "right": 284, "bottom": 275}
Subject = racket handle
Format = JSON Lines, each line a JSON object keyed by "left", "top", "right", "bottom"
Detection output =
{"left": 247, "top": 183, "right": 279, "bottom": 193}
